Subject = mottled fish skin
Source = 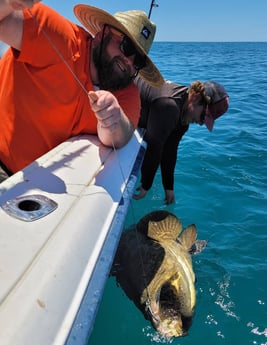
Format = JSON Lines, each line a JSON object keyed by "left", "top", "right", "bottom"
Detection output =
{"left": 143, "top": 216, "right": 197, "bottom": 336}
{"left": 111, "top": 210, "right": 206, "bottom": 339}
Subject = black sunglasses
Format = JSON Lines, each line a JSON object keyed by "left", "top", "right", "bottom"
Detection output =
{"left": 120, "top": 36, "right": 147, "bottom": 71}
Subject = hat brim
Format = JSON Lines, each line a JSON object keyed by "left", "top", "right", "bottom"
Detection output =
{"left": 204, "top": 114, "right": 214, "bottom": 132}
{"left": 204, "top": 96, "right": 229, "bottom": 132}
{"left": 74, "top": 4, "right": 164, "bottom": 88}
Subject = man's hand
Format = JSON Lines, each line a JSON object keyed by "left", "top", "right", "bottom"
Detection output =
{"left": 88, "top": 90, "right": 121, "bottom": 131}
{"left": 0, "top": 0, "right": 41, "bottom": 49}
{"left": 88, "top": 90, "right": 133, "bottom": 148}
{"left": 8, "top": 0, "right": 40, "bottom": 10}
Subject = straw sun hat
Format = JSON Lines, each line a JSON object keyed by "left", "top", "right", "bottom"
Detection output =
{"left": 74, "top": 4, "right": 164, "bottom": 88}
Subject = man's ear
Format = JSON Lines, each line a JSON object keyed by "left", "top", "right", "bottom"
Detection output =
{"left": 94, "top": 26, "right": 111, "bottom": 43}
{"left": 93, "top": 31, "right": 102, "bottom": 43}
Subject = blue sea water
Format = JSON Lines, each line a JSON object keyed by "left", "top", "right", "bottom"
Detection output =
{"left": 88, "top": 42, "right": 267, "bottom": 345}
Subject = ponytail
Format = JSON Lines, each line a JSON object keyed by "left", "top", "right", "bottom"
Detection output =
{"left": 188, "top": 80, "right": 210, "bottom": 104}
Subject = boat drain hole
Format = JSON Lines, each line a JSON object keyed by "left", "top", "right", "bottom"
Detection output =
{"left": 18, "top": 200, "right": 41, "bottom": 212}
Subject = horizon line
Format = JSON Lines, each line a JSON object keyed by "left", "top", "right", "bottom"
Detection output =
{"left": 154, "top": 40, "right": 267, "bottom": 43}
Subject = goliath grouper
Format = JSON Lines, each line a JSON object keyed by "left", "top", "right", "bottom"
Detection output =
{"left": 111, "top": 210, "right": 206, "bottom": 338}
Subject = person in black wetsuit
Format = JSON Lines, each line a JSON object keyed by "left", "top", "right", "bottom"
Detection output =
{"left": 133, "top": 76, "right": 229, "bottom": 204}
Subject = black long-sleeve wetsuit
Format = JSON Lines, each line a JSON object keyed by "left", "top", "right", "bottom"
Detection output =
{"left": 135, "top": 76, "right": 189, "bottom": 191}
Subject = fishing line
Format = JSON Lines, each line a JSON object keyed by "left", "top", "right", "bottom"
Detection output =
{"left": 29, "top": 6, "right": 154, "bottom": 310}
{"left": 28, "top": 9, "right": 122, "bottom": 155}
{"left": 28, "top": 8, "right": 141, "bottom": 213}
{"left": 125, "top": 0, "right": 161, "bottom": 317}
{"left": 124, "top": 170, "right": 157, "bottom": 315}
{"left": 29, "top": 9, "right": 88, "bottom": 95}
{"left": 28, "top": 10, "right": 140, "bottom": 230}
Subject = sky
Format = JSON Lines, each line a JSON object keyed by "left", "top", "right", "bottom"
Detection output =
{"left": 43, "top": 0, "right": 267, "bottom": 42}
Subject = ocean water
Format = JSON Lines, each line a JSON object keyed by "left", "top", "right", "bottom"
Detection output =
{"left": 88, "top": 42, "right": 267, "bottom": 345}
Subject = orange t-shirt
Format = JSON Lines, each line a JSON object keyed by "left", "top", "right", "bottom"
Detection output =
{"left": 0, "top": 3, "right": 140, "bottom": 173}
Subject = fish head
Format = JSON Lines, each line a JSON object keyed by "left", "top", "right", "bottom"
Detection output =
{"left": 156, "top": 316, "right": 191, "bottom": 338}
{"left": 143, "top": 271, "right": 195, "bottom": 338}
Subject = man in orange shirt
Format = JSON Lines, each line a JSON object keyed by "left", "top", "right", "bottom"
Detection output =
{"left": 0, "top": 0, "right": 163, "bottom": 180}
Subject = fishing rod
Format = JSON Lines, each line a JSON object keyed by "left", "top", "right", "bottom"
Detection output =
{"left": 148, "top": 0, "right": 159, "bottom": 19}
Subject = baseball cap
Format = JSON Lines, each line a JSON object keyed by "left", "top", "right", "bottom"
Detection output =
{"left": 204, "top": 81, "right": 229, "bottom": 131}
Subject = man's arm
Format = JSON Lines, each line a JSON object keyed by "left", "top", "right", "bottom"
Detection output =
{"left": 0, "top": 1, "right": 40, "bottom": 49}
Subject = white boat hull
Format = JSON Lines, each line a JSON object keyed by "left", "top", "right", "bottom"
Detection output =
{"left": 0, "top": 130, "right": 145, "bottom": 345}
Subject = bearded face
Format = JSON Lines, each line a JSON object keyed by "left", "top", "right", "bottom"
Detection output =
{"left": 92, "top": 32, "right": 135, "bottom": 91}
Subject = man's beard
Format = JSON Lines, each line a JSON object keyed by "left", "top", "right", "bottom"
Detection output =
{"left": 93, "top": 41, "right": 134, "bottom": 91}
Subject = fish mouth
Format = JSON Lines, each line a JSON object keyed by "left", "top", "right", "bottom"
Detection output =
{"left": 145, "top": 276, "right": 194, "bottom": 338}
